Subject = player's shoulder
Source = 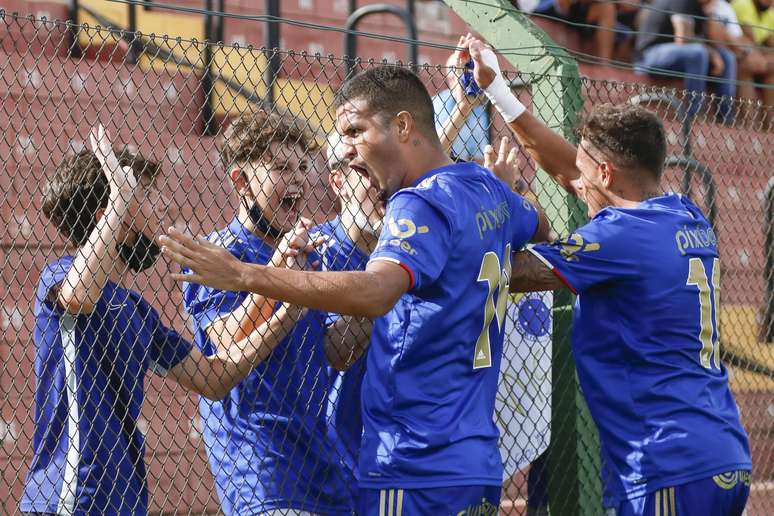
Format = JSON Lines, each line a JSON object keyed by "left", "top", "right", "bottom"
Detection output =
{"left": 395, "top": 162, "right": 493, "bottom": 206}
{"left": 38, "top": 255, "right": 73, "bottom": 291}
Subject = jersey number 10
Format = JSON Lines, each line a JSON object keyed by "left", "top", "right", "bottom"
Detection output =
{"left": 474, "top": 243, "right": 512, "bottom": 369}
{"left": 686, "top": 257, "right": 721, "bottom": 370}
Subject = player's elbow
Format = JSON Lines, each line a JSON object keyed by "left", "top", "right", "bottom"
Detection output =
{"left": 57, "top": 289, "right": 96, "bottom": 315}
{"left": 197, "top": 381, "right": 230, "bottom": 401}
{"left": 361, "top": 303, "right": 390, "bottom": 319}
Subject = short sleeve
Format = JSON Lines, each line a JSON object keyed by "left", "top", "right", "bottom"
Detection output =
{"left": 528, "top": 214, "right": 639, "bottom": 295}
{"left": 508, "top": 191, "right": 540, "bottom": 250}
{"left": 136, "top": 300, "right": 193, "bottom": 376}
{"left": 184, "top": 282, "right": 246, "bottom": 331}
{"left": 369, "top": 191, "right": 452, "bottom": 291}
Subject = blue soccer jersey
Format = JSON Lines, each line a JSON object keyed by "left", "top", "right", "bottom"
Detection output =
{"left": 20, "top": 256, "right": 192, "bottom": 515}
{"left": 360, "top": 162, "right": 539, "bottom": 488}
{"left": 311, "top": 217, "right": 371, "bottom": 505}
{"left": 529, "top": 194, "right": 751, "bottom": 505}
{"left": 182, "top": 217, "right": 351, "bottom": 515}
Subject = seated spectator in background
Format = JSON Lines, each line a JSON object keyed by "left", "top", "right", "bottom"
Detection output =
{"left": 732, "top": 0, "right": 774, "bottom": 121}
{"left": 635, "top": 0, "right": 737, "bottom": 122}
{"left": 534, "top": 0, "right": 617, "bottom": 61}
{"left": 615, "top": 0, "right": 643, "bottom": 60}
{"left": 433, "top": 36, "right": 490, "bottom": 161}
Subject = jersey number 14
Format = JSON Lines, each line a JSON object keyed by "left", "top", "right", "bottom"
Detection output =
{"left": 686, "top": 257, "right": 721, "bottom": 370}
{"left": 474, "top": 243, "right": 512, "bottom": 369}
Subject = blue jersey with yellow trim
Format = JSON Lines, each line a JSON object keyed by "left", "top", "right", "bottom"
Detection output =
{"left": 311, "top": 216, "right": 370, "bottom": 506}
{"left": 361, "top": 162, "right": 539, "bottom": 488}
{"left": 182, "top": 218, "right": 351, "bottom": 515}
{"left": 21, "top": 256, "right": 192, "bottom": 515}
{"left": 529, "top": 194, "right": 751, "bottom": 505}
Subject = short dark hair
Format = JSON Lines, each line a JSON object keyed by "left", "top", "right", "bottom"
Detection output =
{"left": 220, "top": 109, "right": 316, "bottom": 171}
{"left": 579, "top": 103, "right": 667, "bottom": 180}
{"left": 334, "top": 65, "right": 437, "bottom": 139}
{"left": 41, "top": 149, "right": 160, "bottom": 247}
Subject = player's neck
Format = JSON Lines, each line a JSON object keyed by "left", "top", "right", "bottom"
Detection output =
{"left": 237, "top": 209, "right": 278, "bottom": 248}
{"left": 401, "top": 143, "right": 453, "bottom": 188}
{"left": 608, "top": 184, "right": 661, "bottom": 209}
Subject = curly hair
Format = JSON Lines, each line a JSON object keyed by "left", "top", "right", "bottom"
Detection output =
{"left": 579, "top": 103, "right": 667, "bottom": 180}
{"left": 219, "top": 109, "right": 317, "bottom": 172}
{"left": 41, "top": 149, "right": 160, "bottom": 247}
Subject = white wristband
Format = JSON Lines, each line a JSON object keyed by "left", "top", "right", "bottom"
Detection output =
{"left": 479, "top": 48, "right": 526, "bottom": 123}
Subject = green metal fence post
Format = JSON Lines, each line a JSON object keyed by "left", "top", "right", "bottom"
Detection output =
{"left": 443, "top": 2, "right": 601, "bottom": 514}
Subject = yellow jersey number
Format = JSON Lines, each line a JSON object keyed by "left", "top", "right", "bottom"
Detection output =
{"left": 686, "top": 257, "right": 721, "bottom": 369}
{"left": 474, "top": 243, "right": 512, "bottom": 369}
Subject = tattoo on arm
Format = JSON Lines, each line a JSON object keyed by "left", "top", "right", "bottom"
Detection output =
{"left": 509, "top": 250, "right": 567, "bottom": 293}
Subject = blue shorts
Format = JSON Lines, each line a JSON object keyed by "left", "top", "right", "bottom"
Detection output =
{"left": 357, "top": 485, "right": 501, "bottom": 516}
{"left": 611, "top": 471, "right": 751, "bottom": 516}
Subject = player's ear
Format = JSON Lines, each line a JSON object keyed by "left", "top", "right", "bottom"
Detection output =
{"left": 395, "top": 111, "right": 414, "bottom": 143}
{"left": 95, "top": 208, "right": 105, "bottom": 223}
{"left": 600, "top": 160, "right": 614, "bottom": 189}
{"left": 229, "top": 167, "right": 249, "bottom": 194}
{"left": 328, "top": 170, "right": 347, "bottom": 201}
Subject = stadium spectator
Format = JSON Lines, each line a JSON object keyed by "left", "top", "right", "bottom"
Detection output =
{"left": 310, "top": 132, "right": 384, "bottom": 509}
{"left": 634, "top": 0, "right": 737, "bottom": 122}
{"left": 708, "top": 1, "right": 771, "bottom": 124}
{"left": 19, "top": 127, "right": 305, "bottom": 515}
{"left": 433, "top": 35, "right": 490, "bottom": 160}
{"left": 181, "top": 111, "right": 353, "bottom": 515}
{"left": 468, "top": 37, "right": 752, "bottom": 516}
{"left": 534, "top": 0, "right": 617, "bottom": 60}
{"left": 732, "top": 0, "right": 774, "bottom": 122}
{"left": 160, "top": 64, "right": 551, "bottom": 514}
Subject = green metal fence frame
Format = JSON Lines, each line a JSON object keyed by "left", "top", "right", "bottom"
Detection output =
{"left": 444, "top": 1, "right": 602, "bottom": 514}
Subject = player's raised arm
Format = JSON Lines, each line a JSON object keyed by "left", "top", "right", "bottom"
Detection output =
{"left": 204, "top": 219, "right": 321, "bottom": 351}
{"left": 167, "top": 302, "right": 303, "bottom": 400}
{"left": 58, "top": 125, "right": 139, "bottom": 314}
{"left": 160, "top": 227, "right": 410, "bottom": 319}
{"left": 463, "top": 35, "right": 582, "bottom": 197}
{"left": 437, "top": 35, "right": 486, "bottom": 155}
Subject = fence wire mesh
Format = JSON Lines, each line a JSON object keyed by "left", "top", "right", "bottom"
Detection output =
{"left": 0, "top": 10, "right": 772, "bottom": 516}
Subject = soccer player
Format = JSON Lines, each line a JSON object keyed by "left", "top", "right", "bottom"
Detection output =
{"left": 160, "top": 65, "right": 551, "bottom": 514}
{"left": 310, "top": 132, "right": 384, "bottom": 508}
{"left": 464, "top": 36, "right": 752, "bottom": 516}
{"left": 181, "top": 111, "right": 352, "bottom": 515}
{"left": 20, "top": 126, "right": 304, "bottom": 515}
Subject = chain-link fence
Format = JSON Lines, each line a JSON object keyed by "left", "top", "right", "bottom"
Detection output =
{"left": 0, "top": 10, "right": 772, "bottom": 515}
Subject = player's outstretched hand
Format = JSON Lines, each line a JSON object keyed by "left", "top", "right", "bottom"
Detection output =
{"left": 270, "top": 217, "right": 324, "bottom": 270}
{"left": 460, "top": 34, "right": 498, "bottom": 91}
{"left": 160, "top": 227, "right": 248, "bottom": 291}
{"left": 89, "top": 124, "right": 137, "bottom": 203}
{"left": 484, "top": 136, "right": 522, "bottom": 189}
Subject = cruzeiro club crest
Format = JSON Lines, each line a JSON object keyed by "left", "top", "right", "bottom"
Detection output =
{"left": 512, "top": 293, "right": 551, "bottom": 340}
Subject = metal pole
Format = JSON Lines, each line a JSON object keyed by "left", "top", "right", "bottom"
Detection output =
{"left": 216, "top": 0, "right": 225, "bottom": 43}
{"left": 201, "top": 0, "right": 217, "bottom": 136}
{"left": 763, "top": 178, "right": 774, "bottom": 343}
{"left": 68, "top": 0, "right": 83, "bottom": 58}
{"left": 344, "top": 4, "right": 418, "bottom": 77}
{"left": 264, "top": 0, "right": 281, "bottom": 106}
{"left": 127, "top": 0, "right": 139, "bottom": 64}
